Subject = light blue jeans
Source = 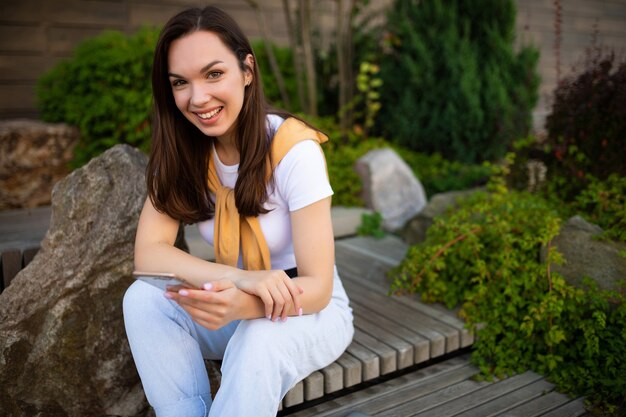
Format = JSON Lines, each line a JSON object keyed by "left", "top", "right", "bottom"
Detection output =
{"left": 123, "top": 268, "right": 353, "bottom": 417}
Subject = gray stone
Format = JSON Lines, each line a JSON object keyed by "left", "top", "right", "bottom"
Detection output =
{"left": 547, "top": 215, "right": 626, "bottom": 292}
{"left": 0, "top": 119, "right": 79, "bottom": 210}
{"left": 400, "top": 189, "right": 480, "bottom": 245}
{"left": 354, "top": 148, "right": 427, "bottom": 231}
{"left": 0, "top": 144, "right": 150, "bottom": 417}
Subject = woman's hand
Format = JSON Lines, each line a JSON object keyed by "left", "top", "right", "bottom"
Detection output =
{"left": 234, "top": 270, "right": 303, "bottom": 322}
{"left": 165, "top": 280, "right": 243, "bottom": 330}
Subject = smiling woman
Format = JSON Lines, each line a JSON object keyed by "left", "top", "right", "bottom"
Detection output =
{"left": 122, "top": 6, "right": 354, "bottom": 417}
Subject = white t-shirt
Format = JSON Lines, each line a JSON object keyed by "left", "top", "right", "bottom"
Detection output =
{"left": 197, "top": 115, "right": 333, "bottom": 270}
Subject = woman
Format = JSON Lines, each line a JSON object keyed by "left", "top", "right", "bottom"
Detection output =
{"left": 122, "top": 6, "right": 354, "bottom": 417}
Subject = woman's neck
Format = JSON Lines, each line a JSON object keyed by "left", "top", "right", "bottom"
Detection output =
{"left": 214, "top": 136, "right": 240, "bottom": 166}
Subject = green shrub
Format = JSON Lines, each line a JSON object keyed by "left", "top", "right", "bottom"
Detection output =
{"left": 251, "top": 40, "right": 300, "bottom": 112}
{"left": 357, "top": 212, "right": 385, "bottom": 238}
{"left": 37, "top": 28, "right": 158, "bottom": 167}
{"left": 544, "top": 49, "right": 626, "bottom": 201}
{"left": 389, "top": 158, "right": 626, "bottom": 415}
{"left": 378, "top": 0, "right": 539, "bottom": 164}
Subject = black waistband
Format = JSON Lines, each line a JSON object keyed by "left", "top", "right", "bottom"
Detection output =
{"left": 284, "top": 267, "right": 298, "bottom": 278}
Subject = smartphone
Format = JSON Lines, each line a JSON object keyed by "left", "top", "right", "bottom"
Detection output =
{"left": 132, "top": 271, "right": 197, "bottom": 291}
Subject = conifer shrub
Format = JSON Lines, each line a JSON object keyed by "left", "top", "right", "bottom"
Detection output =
{"left": 37, "top": 28, "right": 158, "bottom": 167}
{"left": 544, "top": 48, "right": 626, "bottom": 200}
{"left": 378, "top": 0, "right": 539, "bottom": 164}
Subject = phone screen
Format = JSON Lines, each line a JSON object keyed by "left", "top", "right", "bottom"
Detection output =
{"left": 132, "top": 271, "right": 196, "bottom": 291}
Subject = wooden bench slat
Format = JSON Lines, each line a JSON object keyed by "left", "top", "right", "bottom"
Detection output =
{"left": 539, "top": 398, "right": 588, "bottom": 417}
{"left": 287, "top": 356, "right": 475, "bottom": 417}
{"left": 499, "top": 390, "right": 576, "bottom": 417}
{"left": 337, "top": 245, "right": 474, "bottom": 348}
{"left": 345, "top": 340, "right": 380, "bottom": 381}
{"left": 409, "top": 371, "right": 544, "bottom": 417}
{"left": 454, "top": 379, "right": 555, "bottom": 417}
{"left": 320, "top": 361, "right": 344, "bottom": 394}
{"left": 283, "top": 380, "right": 304, "bottom": 408}
{"left": 302, "top": 371, "right": 324, "bottom": 401}
{"left": 353, "top": 314, "right": 413, "bottom": 370}
{"left": 342, "top": 278, "right": 449, "bottom": 357}
{"left": 352, "top": 328, "right": 397, "bottom": 375}
{"left": 336, "top": 236, "right": 408, "bottom": 264}
{"left": 22, "top": 246, "right": 39, "bottom": 267}
{"left": 2, "top": 249, "right": 22, "bottom": 290}
{"left": 335, "top": 351, "right": 362, "bottom": 388}
{"left": 351, "top": 303, "right": 430, "bottom": 365}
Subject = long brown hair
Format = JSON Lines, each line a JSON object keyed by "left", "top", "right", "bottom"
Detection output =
{"left": 148, "top": 6, "right": 277, "bottom": 223}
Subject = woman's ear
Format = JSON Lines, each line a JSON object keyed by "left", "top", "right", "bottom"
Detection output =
{"left": 244, "top": 54, "right": 254, "bottom": 85}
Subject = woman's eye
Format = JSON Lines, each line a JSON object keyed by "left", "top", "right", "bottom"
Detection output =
{"left": 206, "top": 71, "right": 223, "bottom": 80}
{"left": 171, "top": 79, "right": 186, "bottom": 87}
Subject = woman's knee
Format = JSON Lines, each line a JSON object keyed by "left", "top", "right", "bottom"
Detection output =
{"left": 123, "top": 280, "right": 169, "bottom": 324}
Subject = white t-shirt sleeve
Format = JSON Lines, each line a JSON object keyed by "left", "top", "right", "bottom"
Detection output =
{"left": 274, "top": 140, "right": 333, "bottom": 212}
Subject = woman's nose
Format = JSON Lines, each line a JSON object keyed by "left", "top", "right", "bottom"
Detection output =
{"left": 190, "top": 83, "right": 211, "bottom": 107}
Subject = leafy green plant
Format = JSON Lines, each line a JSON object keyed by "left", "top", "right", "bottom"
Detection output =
{"left": 357, "top": 212, "right": 385, "bottom": 238}
{"left": 252, "top": 40, "right": 300, "bottom": 112}
{"left": 378, "top": 0, "right": 539, "bottom": 163}
{"left": 389, "top": 156, "right": 626, "bottom": 414}
{"left": 339, "top": 61, "right": 383, "bottom": 139}
{"left": 37, "top": 28, "right": 159, "bottom": 167}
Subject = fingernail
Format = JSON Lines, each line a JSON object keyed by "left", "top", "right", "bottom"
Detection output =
{"left": 203, "top": 283, "right": 213, "bottom": 291}
{"left": 179, "top": 289, "right": 189, "bottom": 296}
{"left": 266, "top": 315, "right": 272, "bottom": 320}
{"left": 281, "top": 317, "right": 287, "bottom": 322}
{"left": 298, "top": 307, "right": 303, "bottom": 316}
{"left": 164, "top": 292, "right": 173, "bottom": 299}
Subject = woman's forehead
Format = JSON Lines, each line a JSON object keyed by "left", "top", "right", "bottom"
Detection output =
{"left": 168, "top": 31, "right": 236, "bottom": 73}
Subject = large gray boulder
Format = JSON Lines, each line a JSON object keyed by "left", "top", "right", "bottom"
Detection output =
{"left": 400, "top": 189, "right": 480, "bottom": 245}
{"left": 355, "top": 148, "right": 427, "bottom": 231}
{"left": 0, "top": 144, "right": 150, "bottom": 417}
{"left": 0, "top": 119, "right": 78, "bottom": 210}
{"left": 548, "top": 215, "right": 626, "bottom": 292}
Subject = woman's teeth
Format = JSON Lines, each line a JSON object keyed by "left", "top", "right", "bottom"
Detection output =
{"left": 198, "top": 107, "right": 222, "bottom": 119}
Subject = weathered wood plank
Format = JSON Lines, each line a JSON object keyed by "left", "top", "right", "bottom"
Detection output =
{"left": 22, "top": 246, "right": 39, "bottom": 267}
{"left": 499, "top": 390, "right": 575, "bottom": 417}
{"left": 352, "top": 328, "right": 397, "bottom": 375}
{"left": 283, "top": 380, "right": 304, "bottom": 408}
{"left": 287, "top": 355, "right": 474, "bottom": 417}
{"left": 377, "top": 379, "right": 492, "bottom": 417}
{"left": 353, "top": 313, "right": 413, "bottom": 370}
{"left": 351, "top": 303, "right": 430, "bottom": 364}
{"left": 2, "top": 249, "right": 21, "bottom": 289}
{"left": 454, "top": 378, "right": 555, "bottom": 417}
{"left": 335, "top": 352, "right": 362, "bottom": 388}
{"left": 342, "top": 277, "right": 452, "bottom": 357}
{"left": 540, "top": 398, "right": 588, "bottom": 417}
{"left": 303, "top": 371, "right": 324, "bottom": 401}
{"left": 336, "top": 235, "right": 408, "bottom": 264}
{"left": 319, "top": 362, "right": 343, "bottom": 394}
{"left": 345, "top": 340, "right": 380, "bottom": 381}
{"left": 410, "top": 371, "right": 545, "bottom": 417}
{"left": 339, "top": 250, "right": 474, "bottom": 349}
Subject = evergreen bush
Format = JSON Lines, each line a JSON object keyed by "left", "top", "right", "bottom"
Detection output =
{"left": 37, "top": 28, "right": 158, "bottom": 167}
{"left": 378, "top": 0, "right": 539, "bottom": 164}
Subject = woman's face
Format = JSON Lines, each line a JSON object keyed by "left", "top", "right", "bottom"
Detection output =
{"left": 168, "top": 30, "right": 253, "bottom": 142}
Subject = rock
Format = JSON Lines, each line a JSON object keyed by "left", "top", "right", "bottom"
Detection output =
{"left": 0, "top": 144, "right": 150, "bottom": 417}
{"left": 354, "top": 148, "right": 427, "bottom": 231}
{"left": 547, "top": 215, "right": 626, "bottom": 292}
{"left": 0, "top": 119, "right": 79, "bottom": 210}
{"left": 400, "top": 189, "right": 480, "bottom": 245}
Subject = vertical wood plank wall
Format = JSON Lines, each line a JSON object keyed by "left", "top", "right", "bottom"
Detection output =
{"left": 1, "top": 0, "right": 625, "bottom": 132}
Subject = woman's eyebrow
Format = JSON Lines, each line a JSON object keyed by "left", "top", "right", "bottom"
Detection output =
{"left": 168, "top": 60, "right": 224, "bottom": 78}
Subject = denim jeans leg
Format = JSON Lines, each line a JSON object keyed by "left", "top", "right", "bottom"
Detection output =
{"left": 123, "top": 280, "right": 237, "bottom": 417}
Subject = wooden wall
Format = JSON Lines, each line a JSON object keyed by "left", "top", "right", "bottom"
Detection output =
{"left": 1, "top": 0, "right": 625, "bottom": 133}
